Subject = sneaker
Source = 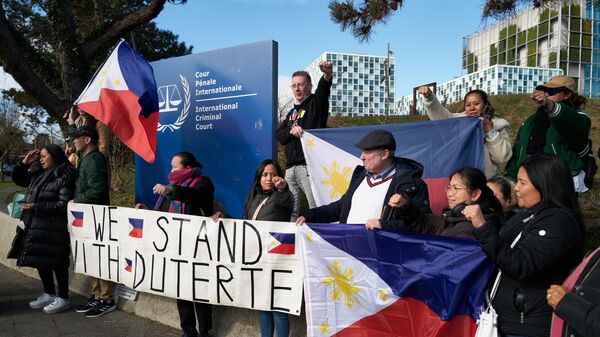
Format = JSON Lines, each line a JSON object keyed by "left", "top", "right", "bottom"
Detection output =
{"left": 43, "top": 297, "right": 71, "bottom": 314}
{"left": 74, "top": 296, "right": 99, "bottom": 313}
{"left": 85, "top": 300, "right": 116, "bottom": 318}
{"left": 29, "top": 293, "right": 56, "bottom": 309}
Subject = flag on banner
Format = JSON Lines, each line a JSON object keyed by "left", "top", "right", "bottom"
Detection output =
{"left": 75, "top": 39, "right": 159, "bottom": 163}
{"left": 300, "top": 224, "right": 493, "bottom": 337}
{"left": 268, "top": 232, "right": 296, "bottom": 255}
{"left": 124, "top": 258, "right": 133, "bottom": 272}
{"left": 71, "top": 211, "right": 84, "bottom": 228}
{"left": 128, "top": 218, "right": 144, "bottom": 238}
{"left": 301, "top": 118, "right": 484, "bottom": 215}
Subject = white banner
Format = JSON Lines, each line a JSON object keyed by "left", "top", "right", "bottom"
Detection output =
{"left": 67, "top": 203, "right": 304, "bottom": 315}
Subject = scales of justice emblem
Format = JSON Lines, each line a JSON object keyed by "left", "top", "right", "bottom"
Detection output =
{"left": 157, "top": 74, "right": 190, "bottom": 132}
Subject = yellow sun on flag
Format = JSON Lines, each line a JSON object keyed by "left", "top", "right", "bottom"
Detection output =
{"left": 305, "top": 233, "right": 313, "bottom": 243}
{"left": 378, "top": 289, "right": 387, "bottom": 301}
{"left": 306, "top": 138, "right": 316, "bottom": 147}
{"left": 319, "top": 321, "right": 329, "bottom": 334}
{"left": 322, "top": 260, "right": 360, "bottom": 308}
{"left": 322, "top": 161, "right": 353, "bottom": 199}
{"left": 114, "top": 79, "right": 121, "bottom": 87}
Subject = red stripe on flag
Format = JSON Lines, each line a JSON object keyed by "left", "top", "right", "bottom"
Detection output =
{"left": 77, "top": 88, "right": 157, "bottom": 163}
{"left": 129, "top": 228, "right": 143, "bottom": 238}
{"left": 268, "top": 244, "right": 295, "bottom": 255}
{"left": 71, "top": 219, "right": 83, "bottom": 228}
{"left": 333, "top": 297, "right": 476, "bottom": 337}
{"left": 423, "top": 177, "right": 449, "bottom": 216}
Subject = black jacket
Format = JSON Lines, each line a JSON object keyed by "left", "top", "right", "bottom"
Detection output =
{"left": 555, "top": 249, "right": 600, "bottom": 337}
{"left": 157, "top": 176, "right": 215, "bottom": 216}
{"left": 473, "top": 206, "right": 584, "bottom": 337}
{"left": 275, "top": 76, "right": 331, "bottom": 168}
{"left": 12, "top": 162, "right": 76, "bottom": 269}
{"left": 302, "top": 157, "right": 431, "bottom": 225}
{"left": 244, "top": 187, "right": 293, "bottom": 222}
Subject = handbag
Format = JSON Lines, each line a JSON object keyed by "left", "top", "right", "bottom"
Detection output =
{"left": 475, "top": 228, "right": 526, "bottom": 337}
{"left": 6, "top": 225, "right": 25, "bottom": 259}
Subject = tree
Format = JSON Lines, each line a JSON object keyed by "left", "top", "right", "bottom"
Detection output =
{"left": 0, "top": 0, "right": 191, "bottom": 132}
{"left": 0, "top": 95, "right": 26, "bottom": 181}
{"left": 329, "top": 0, "right": 559, "bottom": 42}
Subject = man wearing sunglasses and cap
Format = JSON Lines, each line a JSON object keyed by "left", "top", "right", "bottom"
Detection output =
{"left": 505, "top": 75, "right": 592, "bottom": 192}
{"left": 296, "top": 129, "right": 431, "bottom": 230}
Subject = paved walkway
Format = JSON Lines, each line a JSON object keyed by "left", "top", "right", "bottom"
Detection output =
{"left": 0, "top": 263, "right": 181, "bottom": 337}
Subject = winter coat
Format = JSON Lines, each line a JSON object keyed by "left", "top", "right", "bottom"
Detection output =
{"left": 505, "top": 102, "right": 591, "bottom": 180}
{"left": 302, "top": 157, "right": 431, "bottom": 225}
{"left": 275, "top": 76, "right": 331, "bottom": 168}
{"left": 473, "top": 206, "right": 584, "bottom": 337}
{"left": 12, "top": 162, "right": 76, "bottom": 269}
{"left": 244, "top": 187, "right": 293, "bottom": 222}
{"left": 74, "top": 149, "right": 110, "bottom": 205}
{"left": 554, "top": 248, "right": 600, "bottom": 337}
{"left": 423, "top": 92, "right": 512, "bottom": 178}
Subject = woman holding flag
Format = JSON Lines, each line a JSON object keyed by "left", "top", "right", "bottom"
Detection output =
{"left": 136, "top": 151, "right": 214, "bottom": 337}
{"left": 212, "top": 159, "right": 293, "bottom": 337}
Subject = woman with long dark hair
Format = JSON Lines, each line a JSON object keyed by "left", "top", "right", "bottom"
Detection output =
{"left": 463, "top": 153, "right": 585, "bottom": 337}
{"left": 136, "top": 151, "right": 214, "bottom": 337}
{"left": 487, "top": 175, "right": 516, "bottom": 221}
{"left": 505, "top": 75, "right": 591, "bottom": 192}
{"left": 377, "top": 166, "right": 504, "bottom": 238}
{"left": 212, "top": 159, "right": 293, "bottom": 337}
{"left": 418, "top": 86, "right": 512, "bottom": 178}
{"left": 12, "top": 144, "right": 76, "bottom": 314}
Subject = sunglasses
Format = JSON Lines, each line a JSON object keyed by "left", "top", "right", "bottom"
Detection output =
{"left": 543, "top": 87, "right": 567, "bottom": 96}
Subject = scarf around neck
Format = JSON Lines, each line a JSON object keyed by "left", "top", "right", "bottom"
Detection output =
{"left": 154, "top": 167, "right": 203, "bottom": 214}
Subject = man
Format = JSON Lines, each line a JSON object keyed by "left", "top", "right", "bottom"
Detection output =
{"left": 69, "top": 125, "right": 115, "bottom": 318}
{"left": 296, "top": 130, "right": 431, "bottom": 229}
{"left": 275, "top": 62, "right": 332, "bottom": 220}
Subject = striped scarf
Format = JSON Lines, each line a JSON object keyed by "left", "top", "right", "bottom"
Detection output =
{"left": 153, "top": 167, "right": 202, "bottom": 214}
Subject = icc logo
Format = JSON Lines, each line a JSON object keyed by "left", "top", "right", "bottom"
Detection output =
{"left": 157, "top": 74, "right": 190, "bottom": 132}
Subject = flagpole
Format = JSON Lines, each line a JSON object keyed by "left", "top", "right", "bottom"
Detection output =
{"left": 72, "top": 38, "right": 125, "bottom": 106}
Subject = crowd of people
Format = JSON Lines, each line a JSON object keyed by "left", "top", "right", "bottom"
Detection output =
{"left": 8, "top": 66, "right": 598, "bottom": 337}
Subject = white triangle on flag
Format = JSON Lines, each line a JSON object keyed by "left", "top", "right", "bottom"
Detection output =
{"left": 301, "top": 131, "right": 362, "bottom": 207}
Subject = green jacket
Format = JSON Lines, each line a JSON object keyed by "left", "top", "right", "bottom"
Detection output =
{"left": 505, "top": 102, "right": 591, "bottom": 180}
{"left": 74, "top": 149, "right": 110, "bottom": 205}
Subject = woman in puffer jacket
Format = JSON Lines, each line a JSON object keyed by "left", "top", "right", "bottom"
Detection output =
{"left": 12, "top": 144, "right": 76, "bottom": 315}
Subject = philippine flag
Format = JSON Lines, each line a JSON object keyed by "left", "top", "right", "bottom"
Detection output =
{"left": 128, "top": 218, "right": 144, "bottom": 238}
{"left": 268, "top": 232, "right": 296, "bottom": 255}
{"left": 124, "top": 258, "right": 133, "bottom": 272}
{"left": 71, "top": 211, "right": 84, "bottom": 228}
{"left": 300, "top": 224, "right": 493, "bottom": 337}
{"left": 301, "top": 118, "right": 484, "bottom": 215}
{"left": 75, "top": 39, "right": 159, "bottom": 163}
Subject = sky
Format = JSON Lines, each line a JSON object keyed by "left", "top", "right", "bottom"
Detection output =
{"left": 153, "top": 0, "right": 497, "bottom": 97}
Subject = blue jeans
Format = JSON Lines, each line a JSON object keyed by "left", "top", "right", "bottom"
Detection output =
{"left": 259, "top": 311, "right": 289, "bottom": 337}
{"left": 285, "top": 165, "right": 316, "bottom": 220}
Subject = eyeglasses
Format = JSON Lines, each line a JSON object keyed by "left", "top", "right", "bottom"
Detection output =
{"left": 444, "top": 185, "right": 470, "bottom": 193}
{"left": 543, "top": 87, "right": 566, "bottom": 96}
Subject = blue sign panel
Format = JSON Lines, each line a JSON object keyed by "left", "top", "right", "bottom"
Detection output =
{"left": 135, "top": 40, "right": 277, "bottom": 217}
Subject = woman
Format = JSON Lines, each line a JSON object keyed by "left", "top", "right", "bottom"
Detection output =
{"left": 376, "top": 167, "right": 503, "bottom": 238}
{"left": 504, "top": 75, "right": 591, "bottom": 192}
{"left": 419, "top": 86, "right": 512, "bottom": 178}
{"left": 213, "top": 159, "right": 293, "bottom": 337}
{"left": 463, "top": 153, "right": 585, "bottom": 337}
{"left": 487, "top": 175, "right": 516, "bottom": 221}
{"left": 11, "top": 145, "right": 76, "bottom": 314}
{"left": 546, "top": 247, "right": 600, "bottom": 337}
{"left": 137, "top": 151, "right": 214, "bottom": 337}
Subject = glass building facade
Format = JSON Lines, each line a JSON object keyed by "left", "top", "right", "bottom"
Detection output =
{"left": 306, "top": 52, "right": 396, "bottom": 116}
{"left": 463, "top": 0, "right": 600, "bottom": 97}
{"left": 396, "top": 65, "right": 563, "bottom": 115}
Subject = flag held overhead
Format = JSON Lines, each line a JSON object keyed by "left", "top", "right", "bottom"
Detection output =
{"left": 75, "top": 39, "right": 159, "bottom": 163}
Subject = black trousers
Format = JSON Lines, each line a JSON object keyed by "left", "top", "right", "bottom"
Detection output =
{"left": 37, "top": 266, "right": 69, "bottom": 299}
{"left": 177, "top": 299, "right": 212, "bottom": 335}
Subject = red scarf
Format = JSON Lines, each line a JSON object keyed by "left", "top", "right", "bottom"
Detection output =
{"left": 153, "top": 167, "right": 202, "bottom": 214}
{"left": 550, "top": 246, "right": 600, "bottom": 337}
